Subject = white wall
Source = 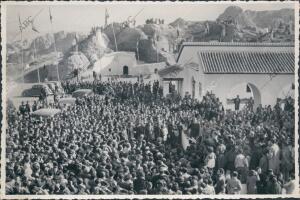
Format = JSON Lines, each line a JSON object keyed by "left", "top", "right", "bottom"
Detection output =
{"left": 175, "top": 71, "right": 294, "bottom": 109}
{"left": 161, "top": 67, "right": 200, "bottom": 98}
{"left": 202, "top": 74, "right": 294, "bottom": 109}
{"left": 92, "top": 52, "right": 137, "bottom": 76}
{"left": 176, "top": 43, "right": 295, "bottom": 109}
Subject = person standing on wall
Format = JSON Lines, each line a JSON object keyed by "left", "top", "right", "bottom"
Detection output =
{"left": 233, "top": 95, "right": 241, "bottom": 111}
{"left": 248, "top": 97, "right": 254, "bottom": 112}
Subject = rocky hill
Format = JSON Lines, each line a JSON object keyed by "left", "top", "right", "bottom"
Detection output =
{"left": 103, "top": 23, "right": 176, "bottom": 63}
{"left": 7, "top": 31, "right": 85, "bottom": 64}
{"left": 6, "top": 5, "right": 294, "bottom": 81}
{"left": 167, "top": 6, "right": 294, "bottom": 43}
{"left": 218, "top": 6, "right": 244, "bottom": 21}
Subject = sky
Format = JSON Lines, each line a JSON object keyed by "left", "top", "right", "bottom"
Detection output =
{"left": 4, "top": 2, "right": 295, "bottom": 43}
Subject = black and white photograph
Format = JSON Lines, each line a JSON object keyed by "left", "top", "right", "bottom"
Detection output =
{"left": 1, "top": 1, "right": 299, "bottom": 197}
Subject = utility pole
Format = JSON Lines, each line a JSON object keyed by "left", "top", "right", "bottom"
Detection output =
{"left": 49, "top": 7, "right": 60, "bottom": 81}
{"left": 18, "top": 14, "right": 25, "bottom": 83}
{"left": 32, "top": 38, "right": 40, "bottom": 82}
{"left": 21, "top": 31, "right": 25, "bottom": 83}
{"left": 112, "top": 23, "right": 118, "bottom": 51}
{"left": 105, "top": 8, "right": 109, "bottom": 27}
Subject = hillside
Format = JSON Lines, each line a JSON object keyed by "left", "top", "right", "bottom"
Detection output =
{"left": 7, "top": 31, "right": 85, "bottom": 64}
{"left": 103, "top": 23, "right": 176, "bottom": 63}
{"left": 169, "top": 6, "right": 294, "bottom": 43}
{"left": 6, "top": 5, "right": 294, "bottom": 81}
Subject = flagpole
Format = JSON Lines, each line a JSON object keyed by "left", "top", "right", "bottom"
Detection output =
{"left": 33, "top": 38, "right": 40, "bottom": 83}
{"left": 156, "top": 47, "right": 158, "bottom": 63}
{"left": 156, "top": 40, "right": 159, "bottom": 63}
{"left": 105, "top": 8, "right": 109, "bottom": 27}
{"left": 49, "top": 7, "right": 60, "bottom": 81}
{"left": 18, "top": 14, "right": 25, "bottom": 83}
{"left": 111, "top": 23, "right": 118, "bottom": 52}
{"left": 21, "top": 31, "right": 25, "bottom": 83}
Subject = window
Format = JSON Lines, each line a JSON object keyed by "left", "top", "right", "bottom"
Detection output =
{"left": 246, "top": 84, "right": 251, "bottom": 93}
{"left": 123, "top": 66, "right": 129, "bottom": 75}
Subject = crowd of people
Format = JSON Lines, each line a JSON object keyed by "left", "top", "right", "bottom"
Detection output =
{"left": 6, "top": 80, "right": 295, "bottom": 195}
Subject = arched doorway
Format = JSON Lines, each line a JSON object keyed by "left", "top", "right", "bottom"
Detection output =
{"left": 248, "top": 83, "right": 261, "bottom": 109}
{"left": 123, "top": 65, "right": 129, "bottom": 75}
{"left": 227, "top": 82, "right": 261, "bottom": 110}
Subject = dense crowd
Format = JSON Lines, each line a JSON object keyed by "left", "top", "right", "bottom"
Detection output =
{"left": 6, "top": 80, "right": 295, "bottom": 195}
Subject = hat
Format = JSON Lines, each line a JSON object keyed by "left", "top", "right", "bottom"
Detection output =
{"left": 232, "top": 171, "right": 238, "bottom": 177}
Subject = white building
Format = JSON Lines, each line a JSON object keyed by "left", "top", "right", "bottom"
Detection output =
{"left": 160, "top": 42, "right": 295, "bottom": 110}
{"left": 89, "top": 51, "right": 167, "bottom": 78}
{"left": 92, "top": 52, "right": 137, "bottom": 76}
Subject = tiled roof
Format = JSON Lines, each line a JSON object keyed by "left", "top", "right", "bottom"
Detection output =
{"left": 177, "top": 42, "right": 294, "bottom": 74}
{"left": 181, "top": 42, "right": 293, "bottom": 47}
{"left": 199, "top": 51, "right": 294, "bottom": 74}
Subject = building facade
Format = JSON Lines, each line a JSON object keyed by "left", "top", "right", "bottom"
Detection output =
{"left": 161, "top": 42, "right": 295, "bottom": 110}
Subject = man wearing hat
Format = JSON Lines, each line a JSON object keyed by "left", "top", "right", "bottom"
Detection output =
{"left": 214, "top": 168, "right": 226, "bottom": 194}
{"left": 226, "top": 171, "right": 242, "bottom": 194}
{"left": 246, "top": 170, "right": 260, "bottom": 194}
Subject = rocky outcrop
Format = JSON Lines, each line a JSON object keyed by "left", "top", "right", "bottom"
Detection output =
{"left": 217, "top": 6, "right": 243, "bottom": 22}
{"left": 168, "top": 6, "right": 294, "bottom": 43}
{"left": 103, "top": 23, "right": 176, "bottom": 63}
{"left": 57, "top": 52, "right": 90, "bottom": 80}
{"left": 103, "top": 23, "right": 147, "bottom": 51}
{"left": 77, "top": 29, "right": 112, "bottom": 63}
{"left": 65, "top": 52, "right": 90, "bottom": 71}
{"left": 7, "top": 31, "right": 85, "bottom": 64}
{"left": 237, "top": 8, "right": 294, "bottom": 29}
{"left": 169, "top": 17, "right": 189, "bottom": 28}
{"left": 7, "top": 5, "right": 294, "bottom": 79}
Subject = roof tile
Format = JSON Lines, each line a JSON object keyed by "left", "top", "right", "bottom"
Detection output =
{"left": 199, "top": 51, "right": 294, "bottom": 74}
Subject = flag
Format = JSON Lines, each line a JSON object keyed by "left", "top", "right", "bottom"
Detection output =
{"left": 31, "top": 21, "right": 39, "bottom": 33}
{"left": 18, "top": 14, "right": 23, "bottom": 32}
{"left": 105, "top": 8, "right": 109, "bottom": 26}
{"left": 105, "top": 8, "right": 109, "bottom": 19}
{"left": 49, "top": 7, "right": 53, "bottom": 24}
{"left": 74, "top": 33, "right": 78, "bottom": 44}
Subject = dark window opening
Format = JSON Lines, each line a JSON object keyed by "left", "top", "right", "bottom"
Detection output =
{"left": 246, "top": 84, "right": 251, "bottom": 93}
{"left": 123, "top": 66, "right": 129, "bottom": 75}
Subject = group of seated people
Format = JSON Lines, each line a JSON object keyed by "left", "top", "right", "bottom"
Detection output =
{"left": 6, "top": 80, "right": 295, "bottom": 195}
